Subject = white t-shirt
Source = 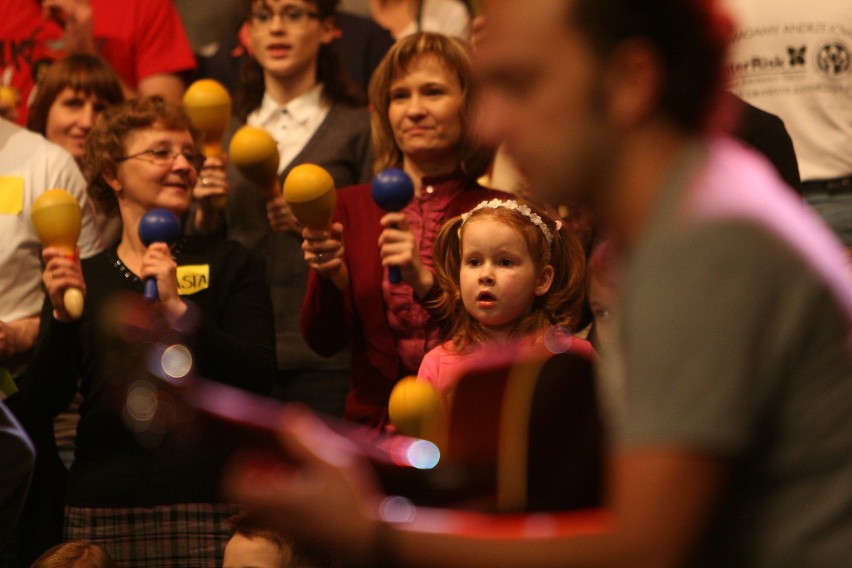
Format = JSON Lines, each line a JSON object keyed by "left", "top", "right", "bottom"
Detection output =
{"left": 0, "top": 119, "right": 102, "bottom": 323}
{"left": 723, "top": 0, "right": 852, "bottom": 180}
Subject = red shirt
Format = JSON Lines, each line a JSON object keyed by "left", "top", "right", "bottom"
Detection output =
{"left": 0, "top": 0, "right": 196, "bottom": 124}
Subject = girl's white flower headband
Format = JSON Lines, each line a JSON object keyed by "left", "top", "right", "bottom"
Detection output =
{"left": 460, "top": 199, "right": 555, "bottom": 244}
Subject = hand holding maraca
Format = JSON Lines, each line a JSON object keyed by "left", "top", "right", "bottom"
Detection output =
{"left": 42, "top": 247, "right": 86, "bottom": 323}
{"left": 139, "top": 242, "right": 188, "bottom": 322}
{"left": 371, "top": 168, "right": 432, "bottom": 295}
{"left": 284, "top": 163, "right": 349, "bottom": 290}
{"left": 301, "top": 222, "right": 346, "bottom": 286}
{"left": 229, "top": 126, "right": 303, "bottom": 236}
{"left": 184, "top": 79, "right": 232, "bottom": 222}
{"left": 266, "top": 194, "right": 303, "bottom": 235}
{"left": 31, "top": 189, "right": 85, "bottom": 319}
{"left": 377, "top": 212, "right": 433, "bottom": 297}
{"left": 192, "top": 155, "right": 230, "bottom": 234}
{"left": 138, "top": 208, "right": 183, "bottom": 313}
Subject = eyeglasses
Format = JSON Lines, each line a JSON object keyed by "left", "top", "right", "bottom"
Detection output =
{"left": 250, "top": 4, "right": 321, "bottom": 28}
{"left": 118, "top": 148, "right": 206, "bottom": 171}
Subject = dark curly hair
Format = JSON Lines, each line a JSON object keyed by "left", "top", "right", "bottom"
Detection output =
{"left": 83, "top": 96, "right": 200, "bottom": 217}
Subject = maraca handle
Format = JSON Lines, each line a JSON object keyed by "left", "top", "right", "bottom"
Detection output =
{"left": 143, "top": 278, "right": 158, "bottom": 302}
{"left": 63, "top": 287, "right": 84, "bottom": 319}
{"left": 388, "top": 221, "right": 402, "bottom": 284}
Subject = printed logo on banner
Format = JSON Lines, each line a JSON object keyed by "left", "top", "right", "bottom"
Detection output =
{"left": 816, "top": 42, "right": 851, "bottom": 77}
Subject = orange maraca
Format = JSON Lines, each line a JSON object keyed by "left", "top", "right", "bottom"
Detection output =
{"left": 228, "top": 125, "right": 280, "bottom": 200}
{"left": 183, "top": 79, "right": 232, "bottom": 160}
{"left": 388, "top": 376, "right": 446, "bottom": 445}
{"left": 283, "top": 163, "right": 349, "bottom": 290}
{"left": 31, "top": 189, "right": 84, "bottom": 319}
{"left": 184, "top": 79, "right": 232, "bottom": 209}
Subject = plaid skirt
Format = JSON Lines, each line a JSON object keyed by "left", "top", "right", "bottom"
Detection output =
{"left": 65, "top": 502, "right": 240, "bottom": 567}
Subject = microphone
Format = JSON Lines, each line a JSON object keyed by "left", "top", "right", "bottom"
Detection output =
{"left": 371, "top": 167, "right": 414, "bottom": 284}
{"left": 138, "top": 208, "right": 182, "bottom": 302}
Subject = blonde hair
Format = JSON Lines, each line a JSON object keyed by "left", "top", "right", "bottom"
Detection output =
{"left": 367, "top": 32, "right": 494, "bottom": 179}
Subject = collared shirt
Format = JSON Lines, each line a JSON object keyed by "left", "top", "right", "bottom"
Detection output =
{"left": 247, "top": 83, "right": 331, "bottom": 172}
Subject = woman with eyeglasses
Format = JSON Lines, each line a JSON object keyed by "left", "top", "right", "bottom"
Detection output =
{"left": 10, "top": 96, "right": 276, "bottom": 566}
{"left": 219, "top": 0, "right": 372, "bottom": 417}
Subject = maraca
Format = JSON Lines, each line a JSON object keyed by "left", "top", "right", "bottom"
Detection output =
{"left": 183, "top": 79, "right": 232, "bottom": 209}
{"left": 388, "top": 376, "right": 446, "bottom": 444}
{"left": 283, "top": 163, "right": 349, "bottom": 290}
{"left": 138, "top": 208, "right": 182, "bottom": 302}
{"left": 31, "top": 189, "right": 84, "bottom": 319}
{"left": 371, "top": 167, "right": 415, "bottom": 284}
{"left": 183, "top": 79, "right": 232, "bottom": 160}
{"left": 229, "top": 126, "right": 280, "bottom": 200}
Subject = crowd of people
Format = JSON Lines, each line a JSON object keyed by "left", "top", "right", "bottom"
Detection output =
{"left": 1, "top": 1, "right": 850, "bottom": 567}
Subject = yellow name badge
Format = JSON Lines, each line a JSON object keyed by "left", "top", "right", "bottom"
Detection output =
{"left": 176, "top": 264, "right": 210, "bottom": 295}
{"left": 0, "top": 176, "right": 24, "bottom": 215}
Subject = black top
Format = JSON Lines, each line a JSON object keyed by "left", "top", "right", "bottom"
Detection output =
{"left": 13, "top": 235, "right": 276, "bottom": 507}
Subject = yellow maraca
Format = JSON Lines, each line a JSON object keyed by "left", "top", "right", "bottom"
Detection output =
{"left": 228, "top": 125, "right": 281, "bottom": 200}
{"left": 183, "top": 79, "right": 232, "bottom": 160}
{"left": 388, "top": 376, "right": 446, "bottom": 445}
{"left": 284, "top": 163, "right": 349, "bottom": 290}
{"left": 31, "top": 189, "right": 84, "bottom": 319}
{"left": 183, "top": 79, "right": 232, "bottom": 208}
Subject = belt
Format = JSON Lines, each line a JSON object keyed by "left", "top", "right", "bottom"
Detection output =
{"left": 801, "top": 175, "right": 852, "bottom": 196}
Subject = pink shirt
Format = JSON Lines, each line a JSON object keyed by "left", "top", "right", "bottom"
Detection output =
{"left": 418, "top": 329, "right": 597, "bottom": 398}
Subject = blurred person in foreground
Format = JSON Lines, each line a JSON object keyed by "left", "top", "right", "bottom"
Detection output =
{"left": 225, "top": 1, "right": 852, "bottom": 567}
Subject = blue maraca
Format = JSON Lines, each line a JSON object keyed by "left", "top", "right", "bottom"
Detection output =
{"left": 138, "top": 208, "right": 182, "bottom": 302}
{"left": 371, "top": 167, "right": 414, "bottom": 284}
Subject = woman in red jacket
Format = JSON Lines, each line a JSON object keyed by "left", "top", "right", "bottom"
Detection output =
{"left": 299, "top": 32, "right": 510, "bottom": 427}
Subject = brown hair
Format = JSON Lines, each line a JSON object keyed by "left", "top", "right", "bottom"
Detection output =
{"left": 431, "top": 198, "right": 586, "bottom": 351}
{"left": 368, "top": 32, "right": 494, "bottom": 179}
{"left": 27, "top": 54, "right": 124, "bottom": 137}
{"left": 228, "top": 512, "right": 292, "bottom": 565}
{"left": 29, "top": 540, "right": 118, "bottom": 568}
{"left": 83, "top": 96, "right": 200, "bottom": 216}
{"left": 227, "top": 512, "right": 341, "bottom": 567}
{"left": 569, "top": 0, "right": 731, "bottom": 133}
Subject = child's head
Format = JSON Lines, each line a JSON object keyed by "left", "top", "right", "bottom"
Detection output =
{"left": 223, "top": 513, "right": 340, "bottom": 568}
{"left": 223, "top": 513, "right": 293, "bottom": 568}
{"left": 432, "top": 198, "right": 586, "bottom": 348}
{"left": 29, "top": 540, "right": 118, "bottom": 568}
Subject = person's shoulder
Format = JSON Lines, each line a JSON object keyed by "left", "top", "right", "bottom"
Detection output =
{"left": 327, "top": 102, "right": 369, "bottom": 123}
{"left": 0, "top": 120, "right": 80, "bottom": 172}
{"left": 1, "top": 119, "right": 49, "bottom": 150}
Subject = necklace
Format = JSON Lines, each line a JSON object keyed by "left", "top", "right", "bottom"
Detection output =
{"left": 109, "top": 237, "right": 187, "bottom": 284}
